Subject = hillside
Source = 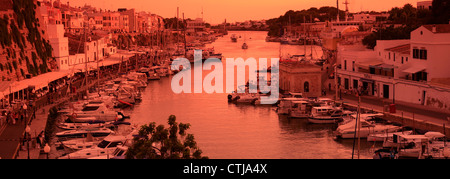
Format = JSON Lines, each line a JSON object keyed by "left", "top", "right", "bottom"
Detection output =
{"left": 0, "top": 0, "right": 54, "bottom": 81}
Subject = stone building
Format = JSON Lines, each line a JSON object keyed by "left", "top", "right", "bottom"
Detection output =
{"left": 279, "top": 62, "right": 323, "bottom": 97}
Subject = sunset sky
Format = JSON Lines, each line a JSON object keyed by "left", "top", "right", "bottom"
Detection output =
{"left": 63, "top": 0, "right": 424, "bottom": 24}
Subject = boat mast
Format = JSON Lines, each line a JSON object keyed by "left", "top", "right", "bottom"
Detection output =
{"left": 84, "top": 23, "right": 89, "bottom": 88}
{"left": 183, "top": 13, "right": 187, "bottom": 57}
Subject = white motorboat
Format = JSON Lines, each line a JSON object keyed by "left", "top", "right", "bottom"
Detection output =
{"left": 334, "top": 113, "right": 401, "bottom": 139}
{"left": 233, "top": 93, "right": 259, "bottom": 104}
{"left": 67, "top": 103, "right": 126, "bottom": 122}
{"left": 56, "top": 128, "right": 114, "bottom": 140}
{"left": 88, "top": 145, "right": 129, "bottom": 159}
{"left": 127, "top": 72, "right": 148, "bottom": 83}
{"left": 277, "top": 97, "right": 307, "bottom": 115}
{"left": 58, "top": 135, "right": 126, "bottom": 159}
{"left": 288, "top": 100, "right": 310, "bottom": 118}
{"left": 58, "top": 122, "right": 110, "bottom": 130}
{"left": 60, "top": 133, "right": 102, "bottom": 150}
{"left": 367, "top": 130, "right": 413, "bottom": 142}
{"left": 308, "top": 106, "right": 350, "bottom": 124}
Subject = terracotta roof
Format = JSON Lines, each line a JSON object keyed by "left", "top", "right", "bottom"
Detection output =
{"left": 423, "top": 24, "right": 450, "bottom": 34}
{"left": 384, "top": 44, "right": 410, "bottom": 54}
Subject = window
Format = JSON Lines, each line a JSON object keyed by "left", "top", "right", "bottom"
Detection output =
{"left": 393, "top": 53, "right": 395, "bottom": 61}
{"left": 304, "top": 82, "right": 309, "bottom": 93}
{"left": 413, "top": 49, "right": 419, "bottom": 59}
{"left": 388, "top": 52, "right": 391, "bottom": 60}
{"left": 419, "top": 49, "right": 427, "bottom": 60}
{"left": 352, "top": 61, "right": 355, "bottom": 71}
{"left": 401, "top": 57, "right": 404, "bottom": 64}
{"left": 344, "top": 60, "right": 347, "bottom": 70}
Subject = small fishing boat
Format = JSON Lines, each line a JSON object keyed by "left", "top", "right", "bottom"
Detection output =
{"left": 230, "top": 34, "right": 238, "bottom": 42}
{"left": 242, "top": 42, "right": 248, "bottom": 49}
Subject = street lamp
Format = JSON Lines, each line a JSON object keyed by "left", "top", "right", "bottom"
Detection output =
{"left": 25, "top": 125, "right": 31, "bottom": 159}
{"left": 23, "top": 103, "right": 27, "bottom": 125}
{"left": 43, "top": 143, "right": 51, "bottom": 159}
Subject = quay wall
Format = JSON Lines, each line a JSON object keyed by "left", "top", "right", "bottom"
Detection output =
{"left": 343, "top": 103, "right": 450, "bottom": 137}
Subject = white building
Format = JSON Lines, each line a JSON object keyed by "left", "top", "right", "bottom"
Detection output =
{"left": 186, "top": 18, "right": 205, "bottom": 35}
{"left": 417, "top": 1, "right": 432, "bottom": 10}
{"left": 337, "top": 24, "right": 450, "bottom": 111}
{"left": 352, "top": 12, "right": 389, "bottom": 24}
{"left": 47, "top": 24, "right": 70, "bottom": 71}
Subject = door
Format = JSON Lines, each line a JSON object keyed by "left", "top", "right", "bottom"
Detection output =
{"left": 344, "top": 78, "right": 349, "bottom": 90}
{"left": 383, "top": 84, "right": 389, "bottom": 99}
{"left": 421, "top": 90, "right": 426, "bottom": 105}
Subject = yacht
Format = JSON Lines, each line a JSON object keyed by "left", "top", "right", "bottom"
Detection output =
{"left": 308, "top": 106, "right": 348, "bottom": 124}
{"left": 66, "top": 103, "right": 126, "bottom": 122}
{"left": 276, "top": 92, "right": 306, "bottom": 115}
{"left": 334, "top": 113, "right": 401, "bottom": 139}
{"left": 58, "top": 135, "right": 126, "bottom": 159}
{"left": 58, "top": 122, "right": 109, "bottom": 130}
{"left": 88, "top": 145, "right": 129, "bottom": 159}
{"left": 288, "top": 101, "right": 310, "bottom": 118}
{"left": 367, "top": 130, "right": 413, "bottom": 142}
{"left": 60, "top": 133, "right": 102, "bottom": 150}
{"left": 56, "top": 128, "right": 114, "bottom": 140}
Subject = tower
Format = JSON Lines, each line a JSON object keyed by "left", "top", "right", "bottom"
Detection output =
{"left": 336, "top": 0, "right": 339, "bottom": 22}
{"left": 343, "top": 0, "right": 349, "bottom": 21}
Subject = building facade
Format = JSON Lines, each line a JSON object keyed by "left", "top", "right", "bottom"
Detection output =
{"left": 337, "top": 24, "right": 450, "bottom": 111}
{"left": 279, "top": 62, "right": 323, "bottom": 97}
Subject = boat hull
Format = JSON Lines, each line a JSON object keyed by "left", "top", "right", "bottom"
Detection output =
{"left": 308, "top": 117, "right": 342, "bottom": 124}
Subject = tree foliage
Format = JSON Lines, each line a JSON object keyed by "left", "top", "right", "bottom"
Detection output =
{"left": 266, "top": 7, "right": 346, "bottom": 37}
{"left": 363, "top": 1, "right": 450, "bottom": 49}
{"left": 126, "top": 115, "right": 208, "bottom": 159}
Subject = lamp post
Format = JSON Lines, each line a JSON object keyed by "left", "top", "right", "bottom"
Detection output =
{"left": 25, "top": 125, "right": 31, "bottom": 159}
{"left": 43, "top": 143, "right": 51, "bottom": 159}
{"left": 23, "top": 103, "right": 27, "bottom": 125}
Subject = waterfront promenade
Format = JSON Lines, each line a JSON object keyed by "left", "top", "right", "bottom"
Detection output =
{"left": 0, "top": 78, "right": 103, "bottom": 159}
{"left": 330, "top": 91, "right": 450, "bottom": 136}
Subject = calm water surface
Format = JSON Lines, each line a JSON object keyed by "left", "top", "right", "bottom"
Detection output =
{"left": 126, "top": 31, "right": 378, "bottom": 159}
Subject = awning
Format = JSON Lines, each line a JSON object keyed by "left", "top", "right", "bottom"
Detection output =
{"left": 370, "top": 63, "right": 395, "bottom": 70}
{"left": 402, "top": 65, "right": 425, "bottom": 74}
{"left": 356, "top": 60, "right": 383, "bottom": 68}
{"left": 360, "top": 78, "right": 375, "bottom": 83}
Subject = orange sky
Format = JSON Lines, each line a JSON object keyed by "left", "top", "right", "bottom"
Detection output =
{"left": 64, "top": 0, "right": 424, "bottom": 24}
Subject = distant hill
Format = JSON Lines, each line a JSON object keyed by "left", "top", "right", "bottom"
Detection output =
{"left": 266, "top": 6, "right": 346, "bottom": 37}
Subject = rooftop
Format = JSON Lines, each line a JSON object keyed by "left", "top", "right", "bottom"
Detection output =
{"left": 423, "top": 24, "right": 450, "bottom": 34}
{"left": 384, "top": 44, "right": 410, "bottom": 55}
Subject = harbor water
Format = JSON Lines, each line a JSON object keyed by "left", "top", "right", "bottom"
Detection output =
{"left": 126, "top": 31, "right": 378, "bottom": 159}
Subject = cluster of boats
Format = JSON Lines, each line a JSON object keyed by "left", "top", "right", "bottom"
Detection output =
{"left": 274, "top": 92, "right": 450, "bottom": 159}
{"left": 53, "top": 61, "right": 180, "bottom": 159}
